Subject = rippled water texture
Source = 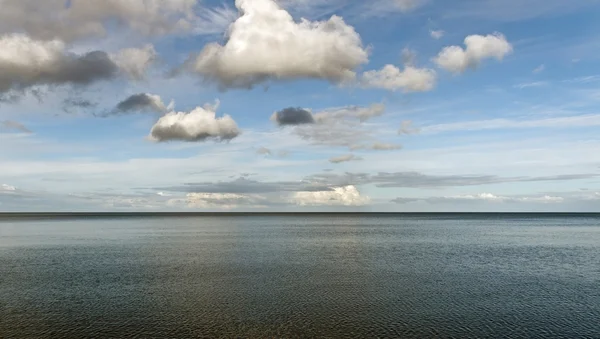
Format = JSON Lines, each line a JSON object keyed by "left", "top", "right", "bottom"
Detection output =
{"left": 1, "top": 214, "right": 599, "bottom": 338}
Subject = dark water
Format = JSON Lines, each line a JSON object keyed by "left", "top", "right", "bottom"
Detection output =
{"left": 1, "top": 214, "right": 599, "bottom": 338}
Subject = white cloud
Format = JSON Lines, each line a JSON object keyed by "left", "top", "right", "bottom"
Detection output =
{"left": 513, "top": 81, "right": 548, "bottom": 89}
{"left": 361, "top": 64, "right": 436, "bottom": 92}
{"left": 149, "top": 100, "right": 240, "bottom": 142}
{"left": 532, "top": 64, "right": 545, "bottom": 74}
{"left": 292, "top": 185, "right": 370, "bottom": 206}
{"left": 329, "top": 154, "right": 363, "bottom": 164}
{"left": 433, "top": 33, "right": 513, "bottom": 73}
{"left": 187, "top": 0, "right": 369, "bottom": 88}
{"left": 110, "top": 44, "right": 157, "bottom": 80}
{"left": 430, "top": 29, "right": 444, "bottom": 39}
{"left": 1, "top": 184, "right": 17, "bottom": 192}
{"left": 172, "top": 192, "right": 268, "bottom": 209}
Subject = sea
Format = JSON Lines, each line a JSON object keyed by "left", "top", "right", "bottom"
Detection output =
{"left": 0, "top": 214, "right": 599, "bottom": 338}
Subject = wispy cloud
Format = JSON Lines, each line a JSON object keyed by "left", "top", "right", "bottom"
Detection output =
{"left": 422, "top": 114, "right": 600, "bottom": 134}
{"left": 514, "top": 81, "right": 549, "bottom": 89}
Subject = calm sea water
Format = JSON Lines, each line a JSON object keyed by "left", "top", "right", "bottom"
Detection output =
{"left": 1, "top": 214, "right": 599, "bottom": 338}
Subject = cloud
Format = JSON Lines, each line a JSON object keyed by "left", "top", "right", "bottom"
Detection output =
{"left": 392, "top": 193, "right": 565, "bottom": 204}
{"left": 110, "top": 44, "right": 157, "bottom": 80}
{"left": 398, "top": 120, "right": 420, "bottom": 135}
{"left": 308, "top": 171, "right": 598, "bottom": 189}
{"left": 426, "top": 193, "right": 565, "bottom": 204}
{"left": 360, "top": 0, "right": 428, "bottom": 17}
{"left": 172, "top": 192, "right": 269, "bottom": 210}
{"left": 0, "top": 0, "right": 199, "bottom": 42}
{"left": 393, "top": 0, "right": 425, "bottom": 12}
{"left": 62, "top": 98, "right": 97, "bottom": 113}
{"left": 149, "top": 100, "right": 240, "bottom": 142}
{"left": 433, "top": 33, "right": 513, "bottom": 73}
{"left": 256, "top": 147, "right": 289, "bottom": 157}
{"left": 329, "top": 154, "right": 363, "bottom": 164}
{"left": 290, "top": 103, "right": 397, "bottom": 150}
{"left": 361, "top": 64, "right": 436, "bottom": 92}
{"left": 291, "top": 185, "right": 370, "bottom": 206}
{"left": 444, "top": 0, "right": 595, "bottom": 22}
{"left": 113, "top": 93, "right": 174, "bottom": 115}
{"left": 256, "top": 147, "right": 273, "bottom": 156}
{"left": 1, "top": 184, "right": 17, "bottom": 192}
{"left": 161, "top": 177, "right": 334, "bottom": 195}
{"left": 533, "top": 64, "right": 545, "bottom": 74}
{"left": 0, "top": 34, "right": 119, "bottom": 95}
{"left": 351, "top": 142, "right": 403, "bottom": 151}
{"left": 185, "top": 0, "right": 369, "bottom": 89}
{"left": 1, "top": 120, "right": 31, "bottom": 133}
{"left": 430, "top": 30, "right": 444, "bottom": 39}
{"left": 513, "top": 81, "right": 548, "bottom": 89}
{"left": 421, "top": 114, "right": 600, "bottom": 134}
{"left": 313, "top": 103, "right": 385, "bottom": 123}
{"left": 271, "top": 107, "right": 316, "bottom": 126}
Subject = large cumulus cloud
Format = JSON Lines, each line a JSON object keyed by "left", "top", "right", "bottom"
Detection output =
{"left": 186, "top": 0, "right": 369, "bottom": 89}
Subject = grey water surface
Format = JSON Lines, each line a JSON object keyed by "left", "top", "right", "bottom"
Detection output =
{"left": 1, "top": 214, "right": 599, "bottom": 338}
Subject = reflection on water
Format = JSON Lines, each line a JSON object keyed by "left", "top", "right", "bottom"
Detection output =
{"left": 1, "top": 215, "right": 599, "bottom": 338}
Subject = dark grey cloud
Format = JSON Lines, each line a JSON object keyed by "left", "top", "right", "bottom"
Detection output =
{"left": 112, "top": 93, "right": 171, "bottom": 115}
{"left": 0, "top": 46, "right": 119, "bottom": 96}
{"left": 271, "top": 107, "right": 316, "bottom": 126}
{"left": 157, "top": 177, "right": 334, "bottom": 195}
{"left": 1, "top": 120, "right": 31, "bottom": 133}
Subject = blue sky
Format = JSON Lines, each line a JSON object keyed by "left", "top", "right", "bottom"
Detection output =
{"left": 1, "top": 0, "right": 600, "bottom": 211}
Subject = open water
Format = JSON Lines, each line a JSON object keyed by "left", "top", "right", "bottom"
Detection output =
{"left": 1, "top": 214, "right": 599, "bottom": 338}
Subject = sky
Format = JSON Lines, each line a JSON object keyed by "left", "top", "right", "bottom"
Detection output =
{"left": 1, "top": 0, "right": 600, "bottom": 212}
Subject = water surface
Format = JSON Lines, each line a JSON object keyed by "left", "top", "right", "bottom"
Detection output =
{"left": 1, "top": 214, "right": 599, "bottom": 338}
